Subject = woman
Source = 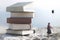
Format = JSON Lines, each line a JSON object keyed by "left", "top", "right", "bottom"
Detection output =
{"left": 47, "top": 22, "right": 52, "bottom": 37}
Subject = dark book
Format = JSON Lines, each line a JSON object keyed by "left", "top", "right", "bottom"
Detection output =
{"left": 7, "top": 17, "right": 31, "bottom": 24}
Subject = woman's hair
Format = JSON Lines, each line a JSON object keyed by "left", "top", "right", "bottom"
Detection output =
{"left": 48, "top": 22, "right": 50, "bottom": 24}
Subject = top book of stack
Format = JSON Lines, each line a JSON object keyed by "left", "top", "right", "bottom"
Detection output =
{"left": 6, "top": 2, "right": 33, "bottom": 12}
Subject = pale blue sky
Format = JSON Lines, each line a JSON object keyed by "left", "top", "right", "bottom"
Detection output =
{"left": 0, "top": 0, "right": 60, "bottom": 27}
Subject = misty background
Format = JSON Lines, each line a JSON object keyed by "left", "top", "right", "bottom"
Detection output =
{"left": 0, "top": 0, "right": 60, "bottom": 28}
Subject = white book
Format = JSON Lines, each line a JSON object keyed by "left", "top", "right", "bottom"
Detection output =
{"left": 7, "top": 6, "right": 23, "bottom": 12}
{"left": 6, "top": 2, "right": 31, "bottom": 12}
{"left": 11, "top": 12, "right": 33, "bottom": 18}
{"left": 7, "top": 29, "right": 33, "bottom": 35}
{"left": 9, "top": 24, "right": 31, "bottom": 30}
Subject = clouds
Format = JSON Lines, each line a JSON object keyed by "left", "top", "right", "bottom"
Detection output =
{"left": 0, "top": 0, "right": 60, "bottom": 10}
{"left": 32, "top": 0, "right": 60, "bottom": 9}
{"left": 0, "top": 0, "right": 60, "bottom": 27}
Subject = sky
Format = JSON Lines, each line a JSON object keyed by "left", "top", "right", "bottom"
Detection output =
{"left": 0, "top": 0, "right": 60, "bottom": 27}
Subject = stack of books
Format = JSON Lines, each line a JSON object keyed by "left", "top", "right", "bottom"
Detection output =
{"left": 6, "top": 2, "right": 34, "bottom": 36}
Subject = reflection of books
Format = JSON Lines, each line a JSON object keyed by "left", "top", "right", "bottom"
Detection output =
{"left": 4, "top": 37, "right": 20, "bottom": 40}
{"left": 6, "top": 29, "right": 33, "bottom": 36}
{"left": 0, "top": 27, "right": 60, "bottom": 40}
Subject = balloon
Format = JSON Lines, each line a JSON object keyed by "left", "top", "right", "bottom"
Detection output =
{"left": 52, "top": 10, "right": 54, "bottom": 14}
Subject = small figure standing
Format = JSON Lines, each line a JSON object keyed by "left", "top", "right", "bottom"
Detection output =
{"left": 47, "top": 22, "right": 52, "bottom": 37}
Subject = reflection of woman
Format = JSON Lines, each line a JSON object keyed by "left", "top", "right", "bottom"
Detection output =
{"left": 47, "top": 22, "right": 52, "bottom": 37}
